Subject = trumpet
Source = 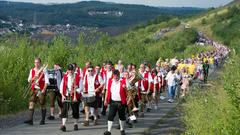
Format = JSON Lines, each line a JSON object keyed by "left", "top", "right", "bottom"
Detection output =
{"left": 23, "top": 64, "right": 48, "bottom": 98}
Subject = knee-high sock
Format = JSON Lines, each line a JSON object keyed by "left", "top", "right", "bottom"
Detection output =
{"left": 90, "top": 107, "right": 94, "bottom": 115}
{"left": 74, "top": 119, "right": 78, "bottom": 125}
{"left": 28, "top": 109, "right": 34, "bottom": 121}
{"left": 62, "top": 118, "right": 67, "bottom": 125}
{"left": 107, "top": 121, "right": 113, "bottom": 132}
{"left": 119, "top": 120, "right": 125, "bottom": 131}
{"left": 41, "top": 109, "right": 46, "bottom": 121}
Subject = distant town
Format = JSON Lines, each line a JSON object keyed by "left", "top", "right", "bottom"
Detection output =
{"left": 0, "top": 18, "right": 100, "bottom": 40}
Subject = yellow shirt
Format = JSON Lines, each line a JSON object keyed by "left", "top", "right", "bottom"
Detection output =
{"left": 209, "top": 57, "right": 214, "bottom": 64}
{"left": 203, "top": 58, "right": 208, "bottom": 63}
{"left": 177, "top": 63, "right": 186, "bottom": 71}
{"left": 187, "top": 64, "right": 196, "bottom": 75}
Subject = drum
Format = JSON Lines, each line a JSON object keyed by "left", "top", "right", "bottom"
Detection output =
{"left": 82, "top": 96, "right": 96, "bottom": 103}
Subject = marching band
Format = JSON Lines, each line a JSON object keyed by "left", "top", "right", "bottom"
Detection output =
{"left": 24, "top": 41, "right": 229, "bottom": 135}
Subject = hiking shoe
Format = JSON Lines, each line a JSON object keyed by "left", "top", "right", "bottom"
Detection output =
{"left": 160, "top": 96, "right": 166, "bottom": 100}
{"left": 47, "top": 116, "right": 55, "bottom": 120}
{"left": 93, "top": 119, "right": 98, "bottom": 126}
{"left": 146, "top": 108, "right": 151, "bottom": 112}
{"left": 120, "top": 130, "right": 126, "bottom": 135}
{"left": 103, "top": 131, "right": 111, "bottom": 135}
{"left": 74, "top": 124, "right": 78, "bottom": 131}
{"left": 80, "top": 109, "right": 85, "bottom": 114}
{"left": 39, "top": 120, "right": 45, "bottom": 125}
{"left": 60, "top": 125, "right": 66, "bottom": 132}
{"left": 89, "top": 115, "right": 94, "bottom": 121}
{"left": 81, "top": 120, "right": 89, "bottom": 127}
{"left": 168, "top": 99, "right": 174, "bottom": 103}
{"left": 24, "top": 120, "right": 33, "bottom": 125}
{"left": 128, "top": 123, "right": 133, "bottom": 128}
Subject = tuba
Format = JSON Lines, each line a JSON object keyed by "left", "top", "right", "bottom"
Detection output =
{"left": 129, "top": 71, "right": 142, "bottom": 86}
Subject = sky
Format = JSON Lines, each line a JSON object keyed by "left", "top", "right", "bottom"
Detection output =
{"left": 7, "top": 0, "right": 233, "bottom": 8}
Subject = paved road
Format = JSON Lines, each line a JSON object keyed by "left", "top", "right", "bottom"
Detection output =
{"left": 0, "top": 95, "right": 177, "bottom": 135}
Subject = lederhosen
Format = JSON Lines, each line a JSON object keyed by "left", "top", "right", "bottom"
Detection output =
{"left": 29, "top": 68, "right": 46, "bottom": 107}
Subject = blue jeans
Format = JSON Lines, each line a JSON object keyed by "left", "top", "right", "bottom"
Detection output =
{"left": 168, "top": 85, "right": 176, "bottom": 99}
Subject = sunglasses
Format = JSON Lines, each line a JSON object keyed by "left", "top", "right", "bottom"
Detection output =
{"left": 88, "top": 70, "right": 94, "bottom": 72}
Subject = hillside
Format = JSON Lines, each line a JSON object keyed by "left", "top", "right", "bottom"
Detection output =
{"left": 227, "top": 0, "right": 240, "bottom": 6}
{"left": 182, "top": 3, "right": 240, "bottom": 135}
{"left": 0, "top": 1, "right": 204, "bottom": 27}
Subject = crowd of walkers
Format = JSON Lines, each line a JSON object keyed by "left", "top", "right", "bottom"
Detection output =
{"left": 23, "top": 36, "right": 230, "bottom": 135}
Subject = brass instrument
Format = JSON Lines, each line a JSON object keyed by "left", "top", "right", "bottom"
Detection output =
{"left": 23, "top": 64, "right": 48, "bottom": 98}
{"left": 129, "top": 71, "right": 141, "bottom": 86}
{"left": 71, "top": 73, "right": 77, "bottom": 102}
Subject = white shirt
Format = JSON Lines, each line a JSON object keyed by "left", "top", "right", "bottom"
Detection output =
{"left": 111, "top": 80, "right": 121, "bottom": 101}
{"left": 165, "top": 71, "right": 177, "bottom": 86}
{"left": 140, "top": 71, "right": 153, "bottom": 91}
{"left": 60, "top": 73, "right": 82, "bottom": 96}
{"left": 83, "top": 75, "right": 95, "bottom": 97}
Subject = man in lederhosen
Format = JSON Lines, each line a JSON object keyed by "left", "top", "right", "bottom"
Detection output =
{"left": 59, "top": 64, "right": 82, "bottom": 132}
{"left": 24, "top": 57, "right": 49, "bottom": 125}
{"left": 137, "top": 63, "right": 153, "bottom": 117}
{"left": 47, "top": 64, "right": 63, "bottom": 120}
{"left": 104, "top": 70, "right": 129, "bottom": 135}
{"left": 82, "top": 64, "right": 104, "bottom": 126}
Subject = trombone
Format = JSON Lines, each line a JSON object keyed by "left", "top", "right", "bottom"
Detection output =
{"left": 23, "top": 64, "right": 48, "bottom": 98}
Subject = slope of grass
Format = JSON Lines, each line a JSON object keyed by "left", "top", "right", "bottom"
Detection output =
{"left": 183, "top": 4, "right": 240, "bottom": 135}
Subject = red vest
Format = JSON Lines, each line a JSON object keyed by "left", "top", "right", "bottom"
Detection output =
{"left": 101, "top": 67, "right": 106, "bottom": 76}
{"left": 155, "top": 76, "right": 160, "bottom": 92}
{"left": 31, "top": 68, "right": 45, "bottom": 91}
{"left": 76, "top": 67, "right": 81, "bottom": 77}
{"left": 106, "top": 78, "right": 127, "bottom": 105}
{"left": 82, "top": 67, "right": 87, "bottom": 78}
{"left": 150, "top": 74, "right": 155, "bottom": 92}
{"left": 84, "top": 74, "right": 101, "bottom": 94}
{"left": 137, "top": 71, "right": 149, "bottom": 100}
{"left": 62, "top": 73, "right": 81, "bottom": 100}
{"left": 143, "top": 71, "right": 149, "bottom": 90}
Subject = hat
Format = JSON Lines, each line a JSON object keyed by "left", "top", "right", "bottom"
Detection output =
{"left": 67, "top": 64, "right": 74, "bottom": 71}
